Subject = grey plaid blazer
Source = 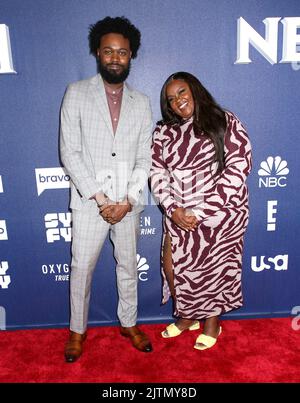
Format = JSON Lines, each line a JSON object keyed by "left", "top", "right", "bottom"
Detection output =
{"left": 60, "top": 74, "right": 153, "bottom": 214}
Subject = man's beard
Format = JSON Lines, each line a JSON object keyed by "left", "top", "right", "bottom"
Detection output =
{"left": 97, "top": 60, "right": 131, "bottom": 84}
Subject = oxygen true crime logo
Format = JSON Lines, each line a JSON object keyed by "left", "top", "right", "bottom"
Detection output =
{"left": 41, "top": 263, "right": 70, "bottom": 282}
{"left": 41, "top": 257, "right": 149, "bottom": 281}
{"left": 140, "top": 216, "right": 156, "bottom": 236}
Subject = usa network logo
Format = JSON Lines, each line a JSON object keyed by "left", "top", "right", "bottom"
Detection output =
{"left": 35, "top": 167, "right": 70, "bottom": 196}
{"left": 251, "top": 254, "right": 288, "bottom": 272}
{"left": 258, "top": 156, "right": 289, "bottom": 188}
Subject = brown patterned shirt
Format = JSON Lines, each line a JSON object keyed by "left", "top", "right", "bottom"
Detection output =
{"left": 104, "top": 82, "right": 123, "bottom": 134}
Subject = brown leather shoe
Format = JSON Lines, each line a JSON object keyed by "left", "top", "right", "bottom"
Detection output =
{"left": 120, "top": 325, "right": 153, "bottom": 353}
{"left": 64, "top": 331, "right": 87, "bottom": 363}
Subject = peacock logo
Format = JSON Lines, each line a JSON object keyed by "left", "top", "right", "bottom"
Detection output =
{"left": 258, "top": 156, "right": 289, "bottom": 176}
{"left": 137, "top": 254, "right": 149, "bottom": 282}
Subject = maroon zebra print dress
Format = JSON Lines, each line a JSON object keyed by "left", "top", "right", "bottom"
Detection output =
{"left": 151, "top": 111, "right": 252, "bottom": 319}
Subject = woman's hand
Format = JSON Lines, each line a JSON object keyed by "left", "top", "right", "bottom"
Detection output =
{"left": 171, "top": 208, "right": 199, "bottom": 231}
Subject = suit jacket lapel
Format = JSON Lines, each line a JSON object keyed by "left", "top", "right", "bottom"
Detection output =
{"left": 90, "top": 74, "right": 114, "bottom": 136}
{"left": 89, "top": 74, "right": 134, "bottom": 138}
{"left": 115, "top": 83, "right": 133, "bottom": 138}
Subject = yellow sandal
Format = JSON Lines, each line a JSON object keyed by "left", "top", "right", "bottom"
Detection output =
{"left": 194, "top": 326, "right": 222, "bottom": 350}
{"left": 161, "top": 321, "right": 200, "bottom": 338}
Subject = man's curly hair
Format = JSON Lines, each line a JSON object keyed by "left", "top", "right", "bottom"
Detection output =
{"left": 88, "top": 16, "right": 141, "bottom": 59}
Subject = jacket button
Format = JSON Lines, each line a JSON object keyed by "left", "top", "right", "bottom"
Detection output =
{"left": 112, "top": 152, "right": 116, "bottom": 157}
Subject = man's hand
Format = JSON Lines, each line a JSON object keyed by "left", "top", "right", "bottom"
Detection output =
{"left": 171, "top": 207, "right": 199, "bottom": 231}
{"left": 99, "top": 199, "right": 132, "bottom": 225}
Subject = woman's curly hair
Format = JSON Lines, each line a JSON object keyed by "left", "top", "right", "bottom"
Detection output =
{"left": 88, "top": 16, "right": 141, "bottom": 59}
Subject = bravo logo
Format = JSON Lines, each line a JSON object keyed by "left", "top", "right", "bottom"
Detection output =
{"left": 0, "top": 24, "right": 16, "bottom": 74}
{"left": 0, "top": 220, "right": 8, "bottom": 240}
{"left": 251, "top": 254, "right": 288, "bottom": 272}
{"left": 35, "top": 167, "right": 70, "bottom": 196}
{"left": 258, "top": 156, "right": 289, "bottom": 188}
{"left": 236, "top": 17, "right": 300, "bottom": 65}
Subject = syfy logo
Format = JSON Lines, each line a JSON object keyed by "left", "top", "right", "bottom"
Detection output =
{"left": 0, "top": 175, "right": 3, "bottom": 193}
{"left": 258, "top": 156, "right": 289, "bottom": 188}
{"left": 0, "top": 24, "right": 16, "bottom": 74}
{"left": 36, "top": 167, "right": 70, "bottom": 196}
{"left": 236, "top": 17, "right": 300, "bottom": 65}
{"left": 0, "top": 261, "right": 11, "bottom": 289}
{"left": 45, "top": 213, "right": 72, "bottom": 243}
{"left": 0, "top": 220, "right": 8, "bottom": 240}
{"left": 137, "top": 254, "right": 149, "bottom": 282}
{"left": 251, "top": 254, "right": 288, "bottom": 272}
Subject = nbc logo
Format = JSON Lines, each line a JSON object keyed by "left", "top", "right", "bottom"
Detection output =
{"left": 137, "top": 254, "right": 149, "bottom": 281}
{"left": 258, "top": 156, "right": 289, "bottom": 188}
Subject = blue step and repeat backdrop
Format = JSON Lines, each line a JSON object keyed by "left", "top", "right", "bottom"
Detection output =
{"left": 1, "top": 0, "right": 300, "bottom": 330}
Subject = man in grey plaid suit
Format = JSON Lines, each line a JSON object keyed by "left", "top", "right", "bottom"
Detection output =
{"left": 60, "top": 16, "right": 153, "bottom": 362}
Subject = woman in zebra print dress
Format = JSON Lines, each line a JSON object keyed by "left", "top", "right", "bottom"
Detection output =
{"left": 151, "top": 72, "right": 252, "bottom": 350}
